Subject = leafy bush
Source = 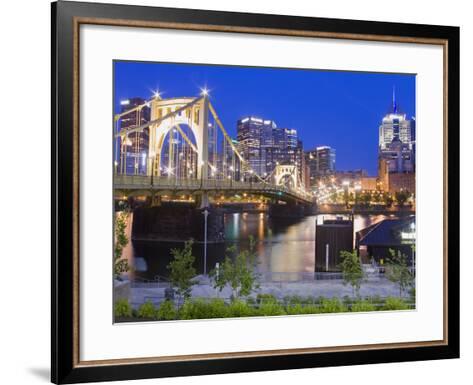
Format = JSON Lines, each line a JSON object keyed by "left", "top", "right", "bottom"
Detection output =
{"left": 318, "top": 298, "right": 348, "bottom": 313}
{"left": 366, "top": 295, "right": 382, "bottom": 304}
{"left": 227, "top": 300, "right": 255, "bottom": 317}
{"left": 156, "top": 300, "right": 177, "bottom": 321}
{"left": 351, "top": 300, "right": 376, "bottom": 312}
{"left": 179, "top": 299, "right": 229, "bottom": 319}
{"left": 258, "top": 302, "right": 286, "bottom": 316}
{"left": 206, "top": 299, "right": 229, "bottom": 318}
{"left": 408, "top": 287, "right": 416, "bottom": 303}
{"left": 256, "top": 293, "right": 278, "bottom": 304}
{"left": 382, "top": 297, "right": 409, "bottom": 310}
{"left": 137, "top": 301, "right": 157, "bottom": 319}
{"left": 286, "top": 303, "right": 321, "bottom": 315}
{"left": 114, "top": 299, "right": 132, "bottom": 318}
{"left": 284, "top": 295, "right": 319, "bottom": 305}
{"left": 179, "top": 300, "right": 202, "bottom": 320}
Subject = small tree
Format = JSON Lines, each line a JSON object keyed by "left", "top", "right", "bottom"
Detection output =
{"left": 383, "top": 192, "right": 394, "bottom": 207}
{"left": 395, "top": 190, "right": 410, "bottom": 207}
{"left": 114, "top": 211, "right": 130, "bottom": 278}
{"left": 210, "top": 236, "right": 260, "bottom": 301}
{"left": 359, "top": 192, "right": 371, "bottom": 208}
{"left": 167, "top": 240, "right": 197, "bottom": 308}
{"left": 385, "top": 248, "right": 414, "bottom": 297}
{"left": 339, "top": 250, "right": 364, "bottom": 297}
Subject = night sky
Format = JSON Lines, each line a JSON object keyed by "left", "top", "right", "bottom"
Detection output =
{"left": 114, "top": 61, "right": 416, "bottom": 176}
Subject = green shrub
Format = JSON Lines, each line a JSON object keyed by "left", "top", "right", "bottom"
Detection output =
{"left": 179, "top": 299, "right": 229, "bottom": 319}
{"left": 137, "top": 300, "right": 157, "bottom": 319}
{"left": 207, "top": 299, "right": 229, "bottom": 318}
{"left": 258, "top": 302, "right": 286, "bottom": 316}
{"left": 256, "top": 293, "right": 277, "bottom": 304}
{"left": 351, "top": 300, "right": 376, "bottom": 312}
{"left": 114, "top": 299, "right": 132, "bottom": 318}
{"left": 382, "top": 297, "right": 409, "bottom": 311}
{"left": 179, "top": 300, "right": 202, "bottom": 320}
{"left": 318, "top": 298, "right": 348, "bottom": 313}
{"left": 286, "top": 303, "right": 321, "bottom": 315}
{"left": 227, "top": 300, "right": 255, "bottom": 317}
{"left": 284, "top": 295, "right": 319, "bottom": 306}
{"left": 365, "top": 295, "right": 382, "bottom": 305}
{"left": 408, "top": 287, "right": 416, "bottom": 303}
{"left": 156, "top": 300, "right": 177, "bottom": 320}
{"left": 283, "top": 295, "right": 303, "bottom": 306}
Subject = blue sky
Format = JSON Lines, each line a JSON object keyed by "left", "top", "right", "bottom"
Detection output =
{"left": 114, "top": 61, "right": 415, "bottom": 176}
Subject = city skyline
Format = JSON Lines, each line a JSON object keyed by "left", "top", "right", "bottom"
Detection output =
{"left": 114, "top": 60, "right": 416, "bottom": 175}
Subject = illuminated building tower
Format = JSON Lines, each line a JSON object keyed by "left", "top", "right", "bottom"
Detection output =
{"left": 378, "top": 89, "right": 414, "bottom": 175}
{"left": 236, "top": 117, "right": 303, "bottom": 181}
{"left": 119, "top": 97, "right": 150, "bottom": 175}
{"left": 378, "top": 89, "right": 416, "bottom": 193}
{"left": 305, "top": 146, "right": 336, "bottom": 186}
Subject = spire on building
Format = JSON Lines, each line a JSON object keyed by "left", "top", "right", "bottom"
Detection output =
{"left": 392, "top": 86, "right": 397, "bottom": 113}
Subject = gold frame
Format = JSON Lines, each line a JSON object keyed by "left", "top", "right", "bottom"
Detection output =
{"left": 72, "top": 17, "right": 449, "bottom": 368}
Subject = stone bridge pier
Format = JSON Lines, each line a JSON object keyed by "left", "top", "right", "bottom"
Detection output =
{"left": 268, "top": 201, "right": 315, "bottom": 218}
{"left": 131, "top": 203, "right": 225, "bottom": 243}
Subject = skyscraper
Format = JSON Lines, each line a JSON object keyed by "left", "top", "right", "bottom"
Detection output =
{"left": 378, "top": 89, "right": 414, "bottom": 175}
{"left": 236, "top": 116, "right": 303, "bottom": 181}
{"left": 305, "top": 146, "right": 336, "bottom": 186}
{"left": 237, "top": 116, "right": 277, "bottom": 176}
{"left": 118, "top": 97, "right": 150, "bottom": 175}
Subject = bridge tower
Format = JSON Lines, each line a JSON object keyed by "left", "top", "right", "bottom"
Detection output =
{"left": 147, "top": 95, "right": 210, "bottom": 180}
{"left": 274, "top": 164, "right": 299, "bottom": 189}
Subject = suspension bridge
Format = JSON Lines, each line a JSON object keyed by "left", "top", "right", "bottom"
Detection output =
{"left": 114, "top": 90, "right": 313, "bottom": 207}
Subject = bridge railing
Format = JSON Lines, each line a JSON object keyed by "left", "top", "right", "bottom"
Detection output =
{"left": 114, "top": 175, "right": 313, "bottom": 202}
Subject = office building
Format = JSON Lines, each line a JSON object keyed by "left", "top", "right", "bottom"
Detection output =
{"left": 118, "top": 97, "right": 150, "bottom": 175}
{"left": 237, "top": 116, "right": 304, "bottom": 182}
{"left": 305, "top": 146, "right": 336, "bottom": 186}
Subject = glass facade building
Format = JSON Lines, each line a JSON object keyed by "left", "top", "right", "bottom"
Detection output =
{"left": 378, "top": 94, "right": 415, "bottom": 175}
{"left": 305, "top": 146, "right": 336, "bottom": 186}
{"left": 118, "top": 97, "right": 150, "bottom": 175}
{"left": 236, "top": 116, "right": 304, "bottom": 182}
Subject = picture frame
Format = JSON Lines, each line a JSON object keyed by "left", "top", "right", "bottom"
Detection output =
{"left": 51, "top": 1, "right": 459, "bottom": 383}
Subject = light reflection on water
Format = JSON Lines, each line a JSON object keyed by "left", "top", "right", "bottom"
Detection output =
{"left": 125, "top": 213, "right": 391, "bottom": 281}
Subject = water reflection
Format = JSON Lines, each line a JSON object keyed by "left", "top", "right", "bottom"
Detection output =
{"left": 126, "top": 213, "right": 391, "bottom": 281}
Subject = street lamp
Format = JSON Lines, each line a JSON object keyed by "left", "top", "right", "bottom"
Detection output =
{"left": 148, "top": 150, "right": 156, "bottom": 186}
{"left": 202, "top": 208, "right": 209, "bottom": 275}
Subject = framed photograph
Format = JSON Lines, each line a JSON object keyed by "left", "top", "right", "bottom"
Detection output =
{"left": 52, "top": 1, "right": 459, "bottom": 383}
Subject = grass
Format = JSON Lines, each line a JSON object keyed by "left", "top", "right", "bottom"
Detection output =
{"left": 114, "top": 295, "right": 413, "bottom": 321}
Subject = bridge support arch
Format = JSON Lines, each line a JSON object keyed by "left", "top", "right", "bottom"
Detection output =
{"left": 147, "top": 95, "right": 210, "bottom": 180}
{"left": 274, "top": 165, "right": 299, "bottom": 189}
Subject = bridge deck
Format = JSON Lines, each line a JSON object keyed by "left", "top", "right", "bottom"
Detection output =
{"left": 114, "top": 175, "right": 313, "bottom": 203}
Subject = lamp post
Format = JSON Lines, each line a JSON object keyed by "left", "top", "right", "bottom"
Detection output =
{"left": 202, "top": 208, "right": 209, "bottom": 275}
{"left": 149, "top": 150, "right": 156, "bottom": 186}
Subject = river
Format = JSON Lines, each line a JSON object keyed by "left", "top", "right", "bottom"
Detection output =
{"left": 124, "top": 212, "right": 399, "bottom": 282}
